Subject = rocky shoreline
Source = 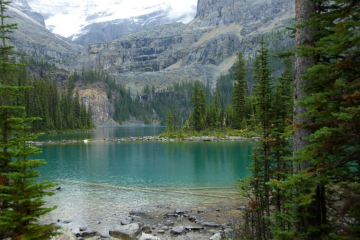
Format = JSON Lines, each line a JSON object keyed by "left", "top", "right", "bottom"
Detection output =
{"left": 53, "top": 204, "right": 246, "bottom": 240}
{"left": 30, "top": 136, "right": 259, "bottom": 146}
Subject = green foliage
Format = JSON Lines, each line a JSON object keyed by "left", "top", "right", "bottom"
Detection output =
{"left": 0, "top": 1, "right": 58, "bottom": 238}
{"left": 236, "top": 41, "right": 294, "bottom": 239}
{"left": 278, "top": 0, "right": 360, "bottom": 238}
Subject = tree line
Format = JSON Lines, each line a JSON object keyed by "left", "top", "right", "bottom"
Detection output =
{"left": 14, "top": 58, "right": 95, "bottom": 133}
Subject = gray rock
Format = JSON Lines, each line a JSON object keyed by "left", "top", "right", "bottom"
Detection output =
{"left": 161, "top": 226, "right": 169, "bottom": 231}
{"left": 157, "top": 230, "right": 165, "bottom": 234}
{"left": 109, "top": 223, "right": 142, "bottom": 239}
{"left": 185, "top": 225, "right": 204, "bottom": 231}
{"left": 187, "top": 215, "right": 197, "bottom": 221}
{"left": 121, "top": 219, "right": 132, "bottom": 225}
{"left": 164, "top": 213, "right": 178, "bottom": 217}
{"left": 129, "top": 208, "right": 146, "bottom": 216}
{"left": 175, "top": 210, "right": 185, "bottom": 214}
{"left": 80, "top": 231, "right": 98, "bottom": 237}
{"left": 237, "top": 206, "right": 246, "bottom": 210}
{"left": 139, "top": 233, "right": 160, "bottom": 240}
{"left": 142, "top": 226, "right": 152, "bottom": 233}
{"left": 79, "top": 227, "right": 87, "bottom": 232}
{"left": 62, "top": 220, "right": 72, "bottom": 224}
{"left": 99, "top": 232, "right": 111, "bottom": 238}
{"left": 132, "top": 216, "right": 142, "bottom": 221}
{"left": 170, "top": 226, "right": 186, "bottom": 235}
{"left": 202, "top": 222, "right": 220, "bottom": 228}
{"left": 210, "top": 232, "right": 222, "bottom": 240}
{"left": 164, "top": 221, "right": 174, "bottom": 226}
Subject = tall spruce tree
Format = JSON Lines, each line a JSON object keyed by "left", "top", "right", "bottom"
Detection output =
{"left": 232, "top": 51, "right": 247, "bottom": 129}
{"left": 0, "top": 1, "right": 58, "bottom": 239}
{"left": 273, "top": 0, "right": 360, "bottom": 239}
{"left": 191, "top": 81, "right": 206, "bottom": 131}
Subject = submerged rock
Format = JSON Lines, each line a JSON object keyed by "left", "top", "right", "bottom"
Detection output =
{"left": 109, "top": 223, "right": 142, "bottom": 239}
{"left": 80, "top": 230, "right": 98, "bottom": 237}
{"left": 187, "top": 215, "right": 197, "bottom": 221}
{"left": 202, "top": 222, "right": 220, "bottom": 228}
{"left": 185, "top": 225, "right": 204, "bottom": 231}
{"left": 142, "top": 226, "right": 152, "bottom": 233}
{"left": 121, "top": 219, "right": 132, "bottom": 225}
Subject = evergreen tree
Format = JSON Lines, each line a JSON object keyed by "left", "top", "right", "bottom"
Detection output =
{"left": 165, "top": 109, "right": 174, "bottom": 133}
{"left": 242, "top": 39, "right": 274, "bottom": 239}
{"left": 273, "top": 1, "right": 360, "bottom": 239}
{"left": 0, "top": 1, "right": 58, "bottom": 238}
{"left": 232, "top": 51, "right": 247, "bottom": 129}
{"left": 191, "top": 81, "right": 206, "bottom": 131}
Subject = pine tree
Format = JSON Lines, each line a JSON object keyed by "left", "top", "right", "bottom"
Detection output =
{"left": 191, "top": 81, "right": 206, "bottom": 132}
{"left": 0, "top": 1, "right": 58, "bottom": 238}
{"left": 232, "top": 51, "right": 247, "bottom": 129}
{"left": 165, "top": 109, "right": 174, "bottom": 133}
{"left": 247, "top": 39, "right": 274, "bottom": 239}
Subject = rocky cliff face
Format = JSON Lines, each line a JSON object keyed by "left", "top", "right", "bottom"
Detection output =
{"left": 75, "top": 0, "right": 295, "bottom": 94}
{"left": 75, "top": 82, "right": 119, "bottom": 126}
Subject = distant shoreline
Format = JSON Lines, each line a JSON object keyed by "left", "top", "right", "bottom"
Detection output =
{"left": 30, "top": 136, "right": 259, "bottom": 146}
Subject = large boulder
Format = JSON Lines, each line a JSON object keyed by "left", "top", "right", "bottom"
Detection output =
{"left": 170, "top": 226, "right": 186, "bottom": 236}
{"left": 109, "top": 223, "right": 142, "bottom": 239}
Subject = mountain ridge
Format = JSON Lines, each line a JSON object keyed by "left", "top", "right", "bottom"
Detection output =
{"left": 75, "top": 0, "right": 295, "bottom": 94}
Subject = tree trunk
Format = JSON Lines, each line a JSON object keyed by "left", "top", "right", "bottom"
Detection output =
{"left": 293, "top": 0, "right": 321, "bottom": 238}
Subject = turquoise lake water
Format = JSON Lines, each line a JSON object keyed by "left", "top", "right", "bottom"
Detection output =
{"left": 36, "top": 127, "right": 254, "bottom": 231}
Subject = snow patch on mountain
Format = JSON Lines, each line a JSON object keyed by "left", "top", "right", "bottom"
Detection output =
{"left": 27, "top": 0, "right": 197, "bottom": 38}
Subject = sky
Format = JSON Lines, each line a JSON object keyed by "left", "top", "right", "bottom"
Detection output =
{"left": 27, "top": 0, "right": 198, "bottom": 37}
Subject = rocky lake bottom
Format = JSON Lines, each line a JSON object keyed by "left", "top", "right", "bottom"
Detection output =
{"left": 45, "top": 182, "right": 246, "bottom": 240}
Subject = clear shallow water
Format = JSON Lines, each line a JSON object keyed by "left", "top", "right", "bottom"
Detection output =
{"left": 36, "top": 126, "right": 165, "bottom": 142}
{"left": 35, "top": 128, "right": 254, "bottom": 232}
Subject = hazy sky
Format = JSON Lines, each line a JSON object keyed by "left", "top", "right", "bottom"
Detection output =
{"left": 27, "top": 0, "right": 198, "bottom": 37}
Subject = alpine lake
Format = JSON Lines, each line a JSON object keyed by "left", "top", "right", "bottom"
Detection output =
{"left": 35, "top": 127, "right": 255, "bottom": 236}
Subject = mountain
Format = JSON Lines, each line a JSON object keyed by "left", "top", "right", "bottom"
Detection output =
{"left": 10, "top": 0, "right": 45, "bottom": 27}
{"left": 26, "top": 0, "right": 197, "bottom": 46}
{"left": 7, "top": 1, "right": 80, "bottom": 70}
{"left": 75, "top": 0, "right": 295, "bottom": 94}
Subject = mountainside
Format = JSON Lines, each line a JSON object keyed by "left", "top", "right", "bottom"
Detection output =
{"left": 7, "top": 2, "right": 80, "bottom": 70}
{"left": 75, "top": 0, "right": 295, "bottom": 94}
{"left": 69, "top": 9, "right": 195, "bottom": 46}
